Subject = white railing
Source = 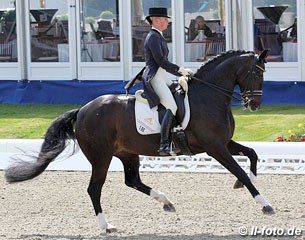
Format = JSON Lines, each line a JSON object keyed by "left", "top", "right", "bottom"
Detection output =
{"left": 140, "top": 154, "right": 305, "bottom": 174}
{"left": 0, "top": 140, "right": 304, "bottom": 174}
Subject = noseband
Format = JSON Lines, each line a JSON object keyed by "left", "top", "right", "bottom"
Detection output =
{"left": 240, "top": 60, "right": 265, "bottom": 107}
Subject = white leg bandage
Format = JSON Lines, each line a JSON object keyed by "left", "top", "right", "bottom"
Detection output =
{"left": 255, "top": 194, "right": 271, "bottom": 207}
{"left": 150, "top": 189, "right": 171, "bottom": 204}
{"left": 97, "top": 213, "right": 116, "bottom": 230}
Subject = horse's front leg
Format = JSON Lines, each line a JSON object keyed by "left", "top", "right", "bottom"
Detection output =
{"left": 208, "top": 145, "right": 274, "bottom": 214}
{"left": 120, "top": 155, "right": 176, "bottom": 212}
{"left": 227, "top": 140, "right": 258, "bottom": 189}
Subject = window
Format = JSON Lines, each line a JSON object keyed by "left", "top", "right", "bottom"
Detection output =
{"left": 80, "top": 0, "right": 120, "bottom": 62}
{"left": 131, "top": 0, "right": 172, "bottom": 62}
{"left": 0, "top": 0, "right": 17, "bottom": 62}
{"left": 29, "top": 0, "right": 68, "bottom": 62}
{"left": 184, "top": 0, "right": 226, "bottom": 62}
{"left": 253, "top": 0, "right": 297, "bottom": 62}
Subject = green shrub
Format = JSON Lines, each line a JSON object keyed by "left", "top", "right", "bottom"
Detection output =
{"left": 85, "top": 16, "right": 95, "bottom": 24}
{"left": 100, "top": 10, "right": 113, "bottom": 20}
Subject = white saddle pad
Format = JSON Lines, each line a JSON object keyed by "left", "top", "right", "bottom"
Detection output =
{"left": 135, "top": 90, "right": 190, "bottom": 135}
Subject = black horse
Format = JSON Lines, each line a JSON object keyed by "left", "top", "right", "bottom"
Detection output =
{"left": 5, "top": 50, "right": 273, "bottom": 233}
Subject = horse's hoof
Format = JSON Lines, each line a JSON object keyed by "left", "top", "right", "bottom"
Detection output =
{"left": 105, "top": 223, "right": 117, "bottom": 233}
{"left": 163, "top": 203, "right": 176, "bottom": 212}
{"left": 106, "top": 227, "right": 118, "bottom": 233}
{"left": 262, "top": 205, "right": 275, "bottom": 215}
{"left": 233, "top": 180, "right": 244, "bottom": 189}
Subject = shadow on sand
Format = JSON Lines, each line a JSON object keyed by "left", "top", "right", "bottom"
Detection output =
{"left": 18, "top": 233, "right": 266, "bottom": 240}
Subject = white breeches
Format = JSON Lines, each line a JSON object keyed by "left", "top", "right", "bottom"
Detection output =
{"left": 150, "top": 67, "right": 177, "bottom": 115}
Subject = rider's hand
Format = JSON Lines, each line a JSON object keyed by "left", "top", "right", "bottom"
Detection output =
{"left": 178, "top": 76, "right": 189, "bottom": 92}
{"left": 178, "top": 67, "right": 193, "bottom": 77}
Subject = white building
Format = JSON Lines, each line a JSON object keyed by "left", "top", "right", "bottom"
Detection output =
{"left": 0, "top": 0, "right": 304, "bottom": 104}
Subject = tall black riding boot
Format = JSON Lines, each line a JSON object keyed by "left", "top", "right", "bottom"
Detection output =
{"left": 159, "top": 109, "right": 180, "bottom": 156}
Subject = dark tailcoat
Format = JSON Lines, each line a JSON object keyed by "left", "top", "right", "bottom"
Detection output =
{"left": 142, "top": 29, "right": 180, "bottom": 108}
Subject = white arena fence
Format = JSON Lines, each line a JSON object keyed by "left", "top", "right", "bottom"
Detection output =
{"left": 0, "top": 139, "right": 304, "bottom": 175}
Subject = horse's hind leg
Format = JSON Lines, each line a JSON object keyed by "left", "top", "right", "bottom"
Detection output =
{"left": 87, "top": 155, "right": 117, "bottom": 233}
{"left": 227, "top": 140, "right": 258, "bottom": 189}
{"left": 119, "top": 154, "right": 176, "bottom": 212}
{"left": 208, "top": 146, "right": 274, "bottom": 214}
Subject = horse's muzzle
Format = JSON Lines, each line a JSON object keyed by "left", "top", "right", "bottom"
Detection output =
{"left": 250, "top": 101, "right": 261, "bottom": 111}
{"left": 241, "top": 90, "right": 263, "bottom": 112}
{"left": 242, "top": 99, "right": 260, "bottom": 112}
{"left": 242, "top": 90, "right": 262, "bottom": 112}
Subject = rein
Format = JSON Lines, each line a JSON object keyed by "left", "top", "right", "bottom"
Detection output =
{"left": 189, "top": 75, "right": 243, "bottom": 102}
{"left": 189, "top": 63, "right": 265, "bottom": 105}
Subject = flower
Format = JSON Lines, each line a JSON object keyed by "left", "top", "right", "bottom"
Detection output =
{"left": 275, "top": 123, "right": 305, "bottom": 142}
{"left": 276, "top": 136, "right": 285, "bottom": 142}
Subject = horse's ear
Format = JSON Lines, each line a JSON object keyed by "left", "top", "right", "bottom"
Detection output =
{"left": 258, "top": 49, "right": 269, "bottom": 62}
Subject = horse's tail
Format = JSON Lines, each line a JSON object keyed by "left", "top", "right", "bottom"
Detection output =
{"left": 5, "top": 109, "right": 79, "bottom": 183}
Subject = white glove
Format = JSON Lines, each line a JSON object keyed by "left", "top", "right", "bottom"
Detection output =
{"left": 178, "top": 76, "right": 189, "bottom": 92}
{"left": 178, "top": 67, "right": 193, "bottom": 77}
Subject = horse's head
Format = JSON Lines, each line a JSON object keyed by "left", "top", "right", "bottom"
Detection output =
{"left": 236, "top": 49, "right": 269, "bottom": 112}
{"left": 192, "top": 50, "right": 268, "bottom": 111}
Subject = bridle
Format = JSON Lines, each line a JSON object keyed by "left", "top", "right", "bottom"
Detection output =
{"left": 240, "top": 59, "right": 265, "bottom": 107}
{"left": 189, "top": 57, "right": 265, "bottom": 107}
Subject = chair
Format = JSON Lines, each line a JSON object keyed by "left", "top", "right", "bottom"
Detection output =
{"left": 59, "top": 20, "right": 69, "bottom": 40}
{"left": 96, "top": 20, "right": 114, "bottom": 39}
{"left": 104, "top": 44, "right": 120, "bottom": 62}
{"left": 206, "top": 37, "right": 225, "bottom": 56}
{"left": 187, "top": 19, "right": 196, "bottom": 41}
{"left": 254, "top": 18, "right": 283, "bottom": 61}
{"left": 0, "top": 43, "right": 13, "bottom": 62}
{"left": 197, "top": 37, "right": 226, "bottom": 61}
{"left": 31, "top": 35, "right": 59, "bottom": 62}
{"left": 132, "top": 25, "right": 150, "bottom": 61}
{"left": 254, "top": 19, "right": 277, "bottom": 34}
{"left": 259, "top": 33, "right": 282, "bottom": 61}
{"left": 204, "top": 20, "right": 221, "bottom": 33}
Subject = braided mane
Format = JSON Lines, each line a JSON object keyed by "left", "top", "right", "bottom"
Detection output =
{"left": 195, "top": 50, "right": 255, "bottom": 78}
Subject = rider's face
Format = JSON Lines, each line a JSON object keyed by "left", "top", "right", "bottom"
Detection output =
{"left": 152, "top": 17, "right": 169, "bottom": 31}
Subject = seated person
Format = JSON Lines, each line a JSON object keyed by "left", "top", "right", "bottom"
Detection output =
{"left": 189, "top": 16, "right": 213, "bottom": 41}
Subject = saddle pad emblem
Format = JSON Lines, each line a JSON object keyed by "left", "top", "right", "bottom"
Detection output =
{"left": 135, "top": 92, "right": 190, "bottom": 135}
{"left": 145, "top": 118, "right": 153, "bottom": 124}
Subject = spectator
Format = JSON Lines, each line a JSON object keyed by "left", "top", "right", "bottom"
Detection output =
{"left": 189, "top": 15, "right": 213, "bottom": 41}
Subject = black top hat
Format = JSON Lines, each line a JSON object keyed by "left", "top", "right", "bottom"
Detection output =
{"left": 145, "top": 7, "right": 170, "bottom": 24}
